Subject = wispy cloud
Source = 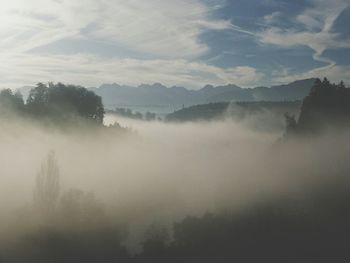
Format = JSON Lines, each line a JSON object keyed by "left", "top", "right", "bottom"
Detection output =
{"left": 1, "top": 0, "right": 349, "bottom": 89}
{"left": 258, "top": 0, "right": 350, "bottom": 83}
{"left": 0, "top": 53, "right": 263, "bottom": 89}
{"left": 0, "top": 0, "right": 230, "bottom": 58}
{"left": 259, "top": 1, "right": 350, "bottom": 59}
{"left": 271, "top": 64, "right": 350, "bottom": 85}
{"left": 263, "top": 11, "right": 282, "bottom": 25}
{"left": 1, "top": 0, "right": 258, "bottom": 89}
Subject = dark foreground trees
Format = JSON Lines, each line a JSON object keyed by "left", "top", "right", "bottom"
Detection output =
{"left": 0, "top": 82, "right": 105, "bottom": 124}
{"left": 5, "top": 150, "right": 350, "bottom": 263}
{"left": 7, "top": 184, "right": 350, "bottom": 263}
{"left": 7, "top": 152, "right": 129, "bottom": 263}
{"left": 285, "top": 78, "right": 350, "bottom": 137}
{"left": 34, "top": 151, "right": 60, "bottom": 217}
{"left": 0, "top": 89, "right": 25, "bottom": 115}
{"left": 27, "top": 82, "right": 105, "bottom": 123}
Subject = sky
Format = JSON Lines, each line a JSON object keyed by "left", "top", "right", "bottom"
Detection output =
{"left": 0, "top": 0, "right": 350, "bottom": 89}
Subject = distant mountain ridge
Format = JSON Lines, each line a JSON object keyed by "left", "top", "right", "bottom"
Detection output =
{"left": 18, "top": 79, "right": 316, "bottom": 110}
{"left": 88, "top": 79, "right": 316, "bottom": 109}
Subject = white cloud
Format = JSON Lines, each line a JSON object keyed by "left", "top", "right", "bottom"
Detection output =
{"left": 1, "top": 0, "right": 258, "bottom": 89}
{"left": 0, "top": 0, "right": 230, "bottom": 58}
{"left": 271, "top": 64, "right": 350, "bottom": 86}
{"left": 258, "top": 0, "right": 350, "bottom": 86}
{"left": 263, "top": 11, "right": 282, "bottom": 25}
{"left": 259, "top": 28, "right": 350, "bottom": 64}
{"left": 0, "top": 53, "right": 263, "bottom": 89}
{"left": 88, "top": 0, "right": 231, "bottom": 58}
{"left": 296, "top": 0, "right": 349, "bottom": 32}
{"left": 258, "top": 0, "right": 350, "bottom": 65}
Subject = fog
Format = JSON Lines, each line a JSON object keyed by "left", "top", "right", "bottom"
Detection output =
{"left": 0, "top": 114, "right": 350, "bottom": 255}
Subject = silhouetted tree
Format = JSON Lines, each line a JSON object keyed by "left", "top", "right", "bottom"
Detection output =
{"left": 113, "top": 108, "right": 144, "bottom": 120}
{"left": 26, "top": 82, "right": 105, "bottom": 123}
{"left": 27, "top": 83, "right": 50, "bottom": 116}
{"left": 34, "top": 151, "right": 60, "bottom": 216}
{"left": 48, "top": 82, "right": 105, "bottom": 122}
{"left": 0, "top": 89, "right": 25, "bottom": 114}
{"left": 286, "top": 78, "right": 350, "bottom": 136}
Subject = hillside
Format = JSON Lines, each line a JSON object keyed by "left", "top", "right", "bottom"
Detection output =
{"left": 166, "top": 101, "right": 302, "bottom": 123}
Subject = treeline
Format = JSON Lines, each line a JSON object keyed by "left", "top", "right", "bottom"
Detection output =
{"left": 166, "top": 101, "right": 301, "bottom": 122}
{"left": 166, "top": 102, "right": 228, "bottom": 121}
{"left": 285, "top": 78, "right": 350, "bottom": 136}
{"left": 108, "top": 107, "right": 158, "bottom": 121}
{"left": 0, "top": 83, "right": 105, "bottom": 124}
{"left": 132, "top": 186, "right": 350, "bottom": 263}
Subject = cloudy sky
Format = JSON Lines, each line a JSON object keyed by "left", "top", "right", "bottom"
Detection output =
{"left": 1, "top": 0, "right": 350, "bottom": 89}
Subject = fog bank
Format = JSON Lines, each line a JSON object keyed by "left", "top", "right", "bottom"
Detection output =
{"left": 0, "top": 115, "right": 349, "bottom": 251}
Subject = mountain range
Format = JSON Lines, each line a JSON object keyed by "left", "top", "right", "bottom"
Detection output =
{"left": 18, "top": 79, "right": 316, "bottom": 110}
{"left": 89, "top": 79, "right": 316, "bottom": 109}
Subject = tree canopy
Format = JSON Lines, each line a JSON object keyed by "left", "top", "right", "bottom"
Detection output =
{"left": 0, "top": 83, "right": 105, "bottom": 124}
{"left": 27, "top": 83, "right": 105, "bottom": 122}
{"left": 285, "top": 78, "right": 350, "bottom": 136}
{"left": 0, "top": 89, "right": 25, "bottom": 114}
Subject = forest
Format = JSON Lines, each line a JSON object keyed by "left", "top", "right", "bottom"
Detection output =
{"left": 0, "top": 82, "right": 104, "bottom": 125}
{"left": 0, "top": 78, "right": 348, "bottom": 262}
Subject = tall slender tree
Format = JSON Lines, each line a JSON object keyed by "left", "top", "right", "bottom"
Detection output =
{"left": 34, "top": 151, "right": 60, "bottom": 216}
